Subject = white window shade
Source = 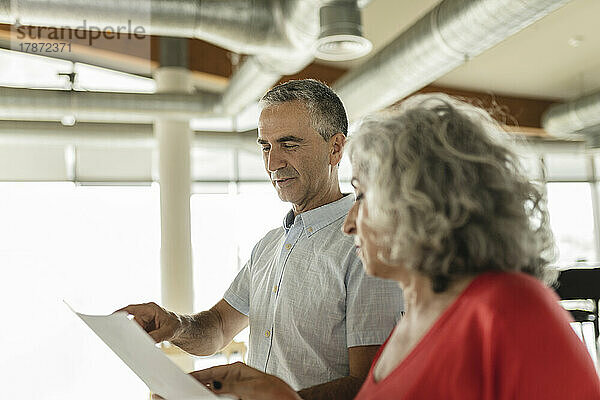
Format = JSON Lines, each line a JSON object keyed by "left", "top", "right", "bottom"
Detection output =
{"left": 0, "top": 144, "right": 68, "bottom": 180}
{"left": 191, "top": 148, "right": 235, "bottom": 181}
{"left": 76, "top": 146, "right": 152, "bottom": 182}
{"left": 544, "top": 153, "right": 588, "bottom": 181}
{"left": 238, "top": 150, "right": 268, "bottom": 181}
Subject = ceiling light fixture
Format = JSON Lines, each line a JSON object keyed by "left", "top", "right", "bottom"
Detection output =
{"left": 314, "top": 3, "right": 372, "bottom": 61}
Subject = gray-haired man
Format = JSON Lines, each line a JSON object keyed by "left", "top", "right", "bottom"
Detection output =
{"left": 119, "top": 79, "right": 403, "bottom": 400}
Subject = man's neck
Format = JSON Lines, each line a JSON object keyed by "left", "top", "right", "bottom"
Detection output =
{"left": 292, "top": 187, "right": 344, "bottom": 215}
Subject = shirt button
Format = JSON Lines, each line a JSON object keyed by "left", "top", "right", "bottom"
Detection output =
{"left": 285, "top": 243, "right": 291, "bottom": 250}
{"left": 307, "top": 227, "right": 313, "bottom": 233}
{"left": 264, "top": 330, "right": 271, "bottom": 338}
{"left": 273, "top": 285, "right": 278, "bottom": 293}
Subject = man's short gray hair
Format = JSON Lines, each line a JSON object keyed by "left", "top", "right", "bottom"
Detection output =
{"left": 348, "top": 93, "right": 557, "bottom": 292}
{"left": 259, "top": 79, "right": 348, "bottom": 141}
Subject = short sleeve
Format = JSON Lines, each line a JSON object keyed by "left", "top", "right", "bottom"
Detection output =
{"left": 223, "top": 244, "right": 258, "bottom": 316}
{"left": 345, "top": 255, "right": 404, "bottom": 347}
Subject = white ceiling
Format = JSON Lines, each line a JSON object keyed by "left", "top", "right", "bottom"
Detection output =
{"left": 326, "top": 0, "right": 600, "bottom": 101}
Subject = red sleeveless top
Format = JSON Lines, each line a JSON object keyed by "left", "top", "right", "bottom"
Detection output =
{"left": 355, "top": 272, "right": 600, "bottom": 400}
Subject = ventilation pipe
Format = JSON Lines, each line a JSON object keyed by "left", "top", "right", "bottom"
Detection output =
{"left": 1, "top": 0, "right": 371, "bottom": 116}
{"left": 0, "top": 120, "right": 259, "bottom": 151}
{"left": 0, "top": 86, "right": 219, "bottom": 123}
{"left": 0, "top": 0, "right": 356, "bottom": 57}
{"left": 215, "top": 0, "right": 371, "bottom": 114}
{"left": 0, "top": 121, "right": 155, "bottom": 146}
{"left": 334, "top": 0, "right": 572, "bottom": 121}
{"left": 1, "top": 0, "right": 277, "bottom": 52}
{"left": 541, "top": 90, "right": 600, "bottom": 137}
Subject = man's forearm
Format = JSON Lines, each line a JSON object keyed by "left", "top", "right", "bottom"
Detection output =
{"left": 297, "top": 376, "right": 364, "bottom": 400}
{"left": 170, "top": 309, "right": 225, "bottom": 356}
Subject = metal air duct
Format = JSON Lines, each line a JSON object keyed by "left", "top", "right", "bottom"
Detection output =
{"left": 1, "top": 0, "right": 371, "bottom": 116}
{"left": 0, "top": 120, "right": 259, "bottom": 151}
{"left": 541, "top": 90, "right": 600, "bottom": 137}
{"left": 2, "top": 0, "right": 277, "bottom": 52}
{"left": 334, "top": 0, "right": 572, "bottom": 120}
{"left": 0, "top": 86, "right": 219, "bottom": 123}
{"left": 220, "top": 0, "right": 365, "bottom": 114}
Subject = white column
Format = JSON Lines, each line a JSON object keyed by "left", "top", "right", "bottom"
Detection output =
{"left": 154, "top": 39, "right": 195, "bottom": 371}
{"left": 155, "top": 67, "right": 194, "bottom": 315}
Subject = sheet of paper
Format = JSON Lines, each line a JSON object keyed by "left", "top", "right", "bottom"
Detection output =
{"left": 66, "top": 302, "right": 219, "bottom": 400}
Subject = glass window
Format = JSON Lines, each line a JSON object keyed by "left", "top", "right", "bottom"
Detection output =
{"left": 0, "top": 48, "right": 72, "bottom": 89}
{"left": 546, "top": 182, "right": 596, "bottom": 265}
{"left": 0, "top": 183, "right": 160, "bottom": 400}
{"left": 190, "top": 183, "right": 291, "bottom": 365}
{"left": 190, "top": 183, "right": 291, "bottom": 313}
{"left": 339, "top": 153, "right": 353, "bottom": 183}
{"left": 74, "top": 63, "right": 155, "bottom": 93}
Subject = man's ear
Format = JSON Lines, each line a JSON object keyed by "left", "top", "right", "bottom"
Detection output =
{"left": 329, "top": 133, "right": 346, "bottom": 166}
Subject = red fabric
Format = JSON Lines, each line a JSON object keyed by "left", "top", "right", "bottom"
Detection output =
{"left": 355, "top": 272, "right": 600, "bottom": 400}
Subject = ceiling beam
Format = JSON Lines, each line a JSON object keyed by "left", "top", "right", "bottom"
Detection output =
{"left": 415, "top": 85, "right": 558, "bottom": 132}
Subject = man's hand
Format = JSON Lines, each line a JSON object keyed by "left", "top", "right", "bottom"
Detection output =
{"left": 189, "top": 362, "right": 301, "bottom": 400}
{"left": 114, "top": 302, "right": 181, "bottom": 343}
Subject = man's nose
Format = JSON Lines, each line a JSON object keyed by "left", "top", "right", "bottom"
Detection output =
{"left": 267, "top": 149, "right": 286, "bottom": 172}
{"left": 342, "top": 203, "right": 357, "bottom": 236}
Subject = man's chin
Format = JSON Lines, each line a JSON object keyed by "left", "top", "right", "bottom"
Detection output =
{"left": 275, "top": 192, "right": 292, "bottom": 203}
{"left": 274, "top": 188, "right": 297, "bottom": 204}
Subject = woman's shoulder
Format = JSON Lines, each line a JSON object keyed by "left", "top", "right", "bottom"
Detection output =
{"left": 466, "top": 271, "right": 556, "bottom": 305}
{"left": 456, "top": 271, "right": 566, "bottom": 328}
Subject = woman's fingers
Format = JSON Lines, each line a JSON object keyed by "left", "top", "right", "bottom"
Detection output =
{"left": 190, "top": 363, "right": 301, "bottom": 400}
{"left": 190, "top": 363, "right": 234, "bottom": 385}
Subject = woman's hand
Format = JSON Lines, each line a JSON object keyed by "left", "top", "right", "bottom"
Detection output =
{"left": 191, "top": 362, "right": 301, "bottom": 400}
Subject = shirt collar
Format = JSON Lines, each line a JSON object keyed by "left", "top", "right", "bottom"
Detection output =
{"left": 282, "top": 193, "right": 355, "bottom": 237}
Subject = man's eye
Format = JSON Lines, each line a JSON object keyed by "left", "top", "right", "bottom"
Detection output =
{"left": 261, "top": 147, "right": 270, "bottom": 152}
{"left": 282, "top": 144, "right": 298, "bottom": 149}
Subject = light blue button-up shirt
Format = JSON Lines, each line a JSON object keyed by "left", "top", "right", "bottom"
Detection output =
{"left": 224, "top": 194, "right": 404, "bottom": 390}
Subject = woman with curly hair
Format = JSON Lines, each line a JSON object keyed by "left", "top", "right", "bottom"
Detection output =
{"left": 187, "top": 94, "right": 600, "bottom": 399}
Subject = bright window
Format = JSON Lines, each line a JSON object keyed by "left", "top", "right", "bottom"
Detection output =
{"left": 546, "top": 182, "right": 596, "bottom": 265}
{"left": 190, "top": 182, "right": 290, "bottom": 362}
{"left": 0, "top": 183, "right": 160, "bottom": 400}
{"left": 190, "top": 182, "right": 291, "bottom": 313}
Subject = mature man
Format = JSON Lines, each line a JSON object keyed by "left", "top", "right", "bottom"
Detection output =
{"left": 119, "top": 79, "right": 403, "bottom": 399}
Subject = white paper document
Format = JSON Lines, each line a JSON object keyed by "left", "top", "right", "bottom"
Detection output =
{"left": 66, "top": 302, "right": 219, "bottom": 400}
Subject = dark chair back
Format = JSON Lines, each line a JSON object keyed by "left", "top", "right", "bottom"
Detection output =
{"left": 555, "top": 267, "right": 600, "bottom": 340}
